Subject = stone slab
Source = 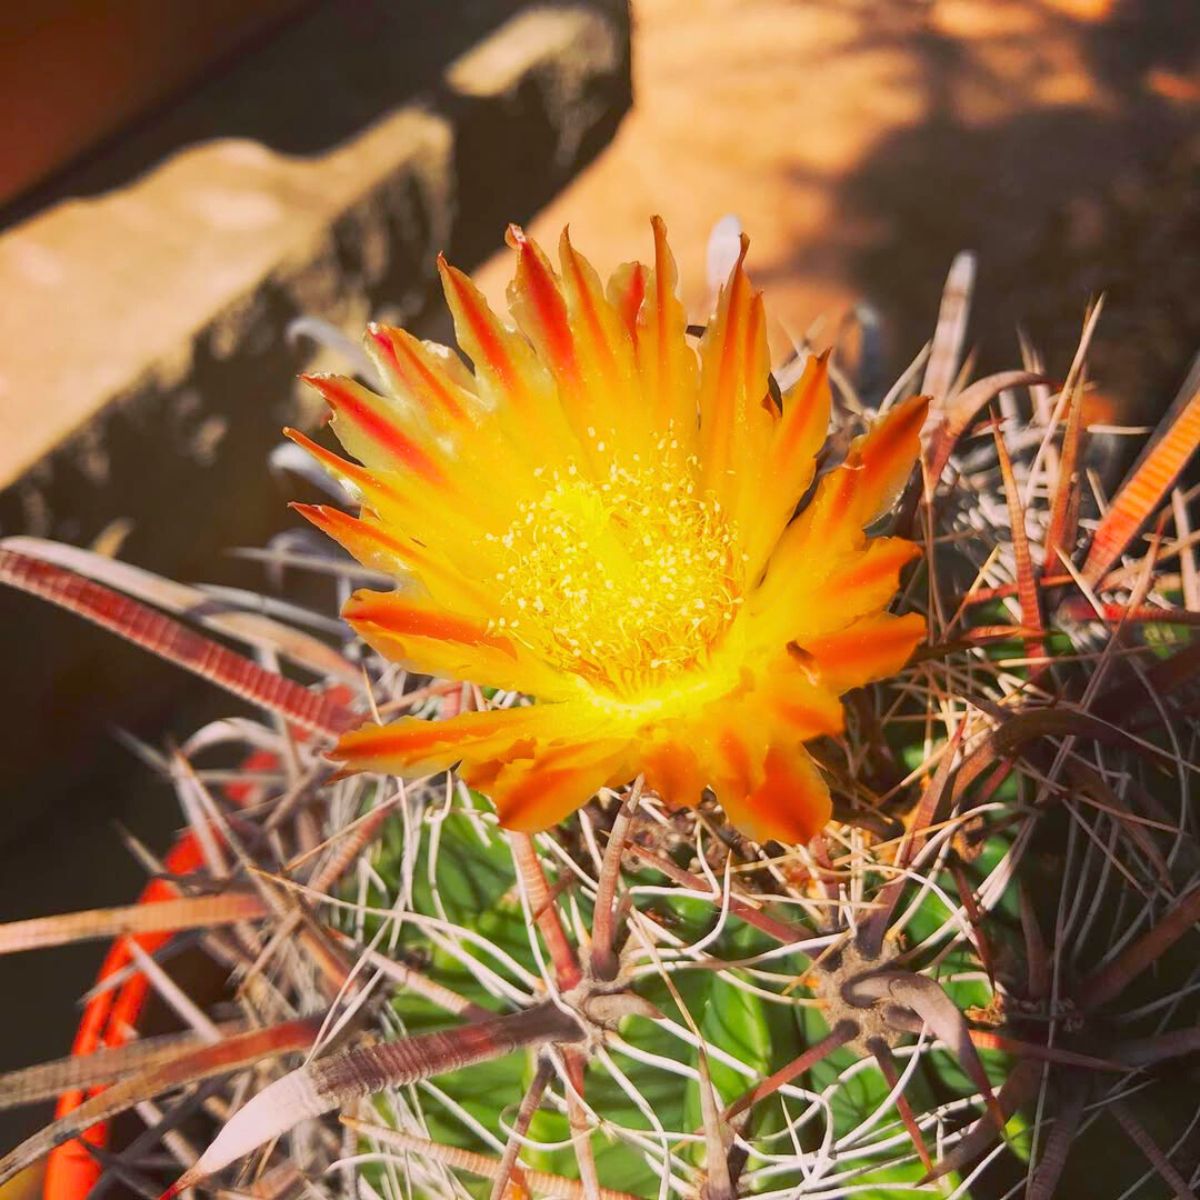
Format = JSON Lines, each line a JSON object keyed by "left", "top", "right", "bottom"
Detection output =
{"left": 0, "top": 0, "right": 630, "bottom": 841}
{"left": 0, "top": 0, "right": 630, "bottom": 501}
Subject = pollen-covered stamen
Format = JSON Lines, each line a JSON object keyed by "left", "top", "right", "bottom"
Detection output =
{"left": 485, "top": 438, "right": 746, "bottom": 697}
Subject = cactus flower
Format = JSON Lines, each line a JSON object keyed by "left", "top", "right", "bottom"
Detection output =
{"left": 292, "top": 220, "right": 926, "bottom": 843}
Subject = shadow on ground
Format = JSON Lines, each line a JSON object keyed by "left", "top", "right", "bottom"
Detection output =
{"left": 768, "top": 0, "right": 1200, "bottom": 422}
{"left": 3, "top": 1, "right": 529, "bottom": 229}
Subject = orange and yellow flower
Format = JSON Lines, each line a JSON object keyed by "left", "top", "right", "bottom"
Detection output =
{"left": 292, "top": 220, "right": 927, "bottom": 843}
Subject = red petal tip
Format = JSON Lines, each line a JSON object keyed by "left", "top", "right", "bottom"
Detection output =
{"left": 299, "top": 373, "right": 346, "bottom": 411}
{"left": 288, "top": 501, "right": 331, "bottom": 520}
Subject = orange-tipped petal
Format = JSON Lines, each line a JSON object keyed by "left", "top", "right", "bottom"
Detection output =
{"left": 469, "top": 739, "right": 630, "bottom": 832}
{"left": 697, "top": 236, "right": 774, "bottom": 509}
{"left": 438, "top": 256, "right": 527, "bottom": 389}
{"left": 287, "top": 425, "right": 519, "bottom": 586}
{"left": 288, "top": 471, "right": 496, "bottom": 615}
{"left": 642, "top": 739, "right": 707, "bottom": 812}
{"left": 438, "top": 253, "right": 581, "bottom": 466}
{"left": 791, "top": 536, "right": 922, "bottom": 640}
{"left": 704, "top": 713, "right": 831, "bottom": 843}
{"left": 763, "top": 668, "right": 846, "bottom": 740}
{"left": 828, "top": 537, "right": 922, "bottom": 601}
{"left": 607, "top": 259, "right": 647, "bottom": 344}
{"left": 343, "top": 591, "right": 504, "bottom": 647}
{"left": 558, "top": 228, "right": 637, "bottom": 388}
{"left": 291, "top": 503, "right": 418, "bottom": 579}
{"left": 283, "top": 427, "right": 401, "bottom": 513}
{"left": 755, "top": 393, "right": 928, "bottom": 612}
{"left": 800, "top": 611, "right": 926, "bottom": 693}
{"left": 506, "top": 225, "right": 635, "bottom": 466}
{"left": 638, "top": 216, "right": 699, "bottom": 445}
{"left": 557, "top": 229, "right": 650, "bottom": 455}
{"left": 301, "top": 374, "right": 444, "bottom": 482}
{"left": 819, "top": 393, "right": 930, "bottom": 537}
{"left": 714, "top": 722, "right": 758, "bottom": 801}
{"left": 749, "top": 532, "right": 921, "bottom": 651}
{"left": 329, "top": 705, "right": 549, "bottom": 779}
{"left": 506, "top": 225, "right": 578, "bottom": 382}
{"left": 856, "top": 393, "right": 931, "bottom": 524}
{"left": 365, "top": 323, "right": 478, "bottom": 430}
{"left": 773, "top": 354, "right": 832, "bottom": 482}
{"left": 736, "top": 744, "right": 832, "bottom": 846}
{"left": 744, "top": 352, "right": 833, "bottom": 571}
{"left": 343, "top": 590, "right": 575, "bottom": 699}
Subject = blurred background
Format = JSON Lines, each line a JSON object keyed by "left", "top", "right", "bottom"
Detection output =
{"left": 0, "top": 0, "right": 1196, "bottom": 1155}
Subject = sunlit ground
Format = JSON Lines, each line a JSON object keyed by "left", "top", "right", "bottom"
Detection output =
{"left": 477, "top": 0, "right": 1198, "bottom": 420}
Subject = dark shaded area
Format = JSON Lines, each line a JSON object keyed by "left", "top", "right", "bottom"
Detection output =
{"left": 0, "top": 300, "right": 328, "bottom": 1155}
{"left": 0, "top": 0, "right": 313, "bottom": 211}
{"left": 1082, "top": 0, "right": 1200, "bottom": 92}
{"left": 0, "top": 0, "right": 631, "bottom": 1156}
{"left": 825, "top": 0, "right": 1200, "bottom": 422}
{"left": 838, "top": 12, "right": 1200, "bottom": 1193}
{"left": 4, "top": 0, "right": 524, "bottom": 229}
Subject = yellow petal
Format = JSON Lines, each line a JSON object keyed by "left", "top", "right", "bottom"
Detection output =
{"left": 330, "top": 700, "right": 593, "bottom": 780}
{"left": 344, "top": 590, "right": 580, "bottom": 700}
{"left": 697, "top": 238, "right": 776, "bottom": 521}
{"left": 748, "top": 532, "right": 921, "bottom": 657}
{"left": 732, "top": 743, "right": 832, "bottom": 846}
{"left": 808, "top": 393, "right": 930, "bottom": 544}
{"left": 467, "top": 738, "right": 630, "bottom": 831}
{"left": 743, "top": 353, "right": 832, "bottom": 573}
{"left": 635, "top": 217, "right": 700, "bottom": 455}
{"left": 438, "top": 255, "right": 582, "bottom": 471}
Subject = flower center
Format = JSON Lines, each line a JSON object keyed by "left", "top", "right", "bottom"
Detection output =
{"left": 486, "top": 452, "right": 746, "bottom": 698}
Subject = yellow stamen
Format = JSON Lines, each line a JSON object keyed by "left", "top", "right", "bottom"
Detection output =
{"left": 486, "top": 440, "right": 744, "bottom": 697}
